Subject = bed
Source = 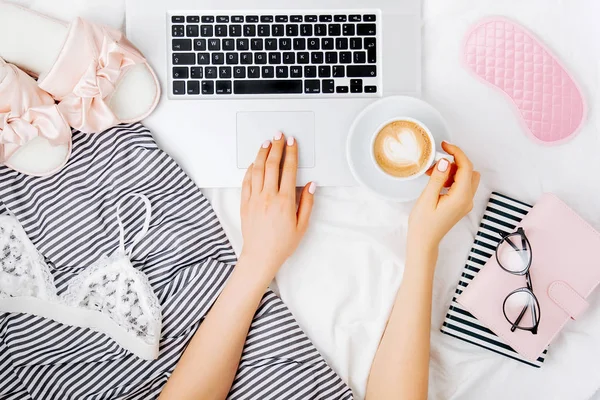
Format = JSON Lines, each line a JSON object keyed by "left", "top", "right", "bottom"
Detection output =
{"left": 11, "top": 0, "right": 600, "bottom": 399}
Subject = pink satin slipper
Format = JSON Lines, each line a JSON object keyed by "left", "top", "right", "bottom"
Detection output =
{"left": 0, "top": 57, "right": 72, "bottom": 176}
{"left": 37, "top": 17, "right": 160, "bottom": 134}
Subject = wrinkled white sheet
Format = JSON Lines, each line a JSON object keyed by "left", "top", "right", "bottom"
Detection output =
{"left": 11, "top": 0, "right": 600, "bottom": 399}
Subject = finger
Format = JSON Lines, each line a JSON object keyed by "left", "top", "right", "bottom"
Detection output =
{"left": 442, "top": 142, "right": 473, "bottom": 194}
{"left": 471, "top": 171, "right": 481, "bottom": 197}
{"left": 426, "top": 162, "right": 457, "bottom": 187}
{"left": 241, "top": 164, "right": 253, "bottom": 208}
{"left": 263, "top": 132, "right": 286, "bottom": 192}
{"left": 280, "top": 136, "right": 298, "bottom": 195}
{"left": 252, "top": 140, "right": 271, "bottom": 191}
{"left": 297, "top": 182, "right": 316, "bottom": 235}
{"left": 420, "top": 158, "right": 452, "bottom": 205}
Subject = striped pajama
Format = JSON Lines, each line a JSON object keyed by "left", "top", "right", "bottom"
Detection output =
{"left": 0, "top": 124, "right": 353, "bottom": 400}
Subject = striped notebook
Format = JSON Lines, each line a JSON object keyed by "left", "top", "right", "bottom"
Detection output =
{"left": 441, "top": 192, "right": 547, "bottom": 368}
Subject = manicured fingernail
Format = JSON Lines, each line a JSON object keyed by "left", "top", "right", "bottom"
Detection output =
{"left": 308, "top": 182, "right": 317, "bottom": 194}
{"left": 262, "top": 140, "right": 271, "bottom": 148}
{"left": 442, "top": 140, "right": 452, "bottom": 145}
{"left": 274, "top": 132, "right": 283, "bottom": 140}
{"left": 438, "top": 159, "right": 449, "bottom": 172}
{"left": 287, "top": 136, "right": 295, "bottom": 146}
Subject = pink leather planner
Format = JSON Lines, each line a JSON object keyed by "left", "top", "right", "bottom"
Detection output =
{"left": 458, "top": 193, "right": 600, "bottom": 362}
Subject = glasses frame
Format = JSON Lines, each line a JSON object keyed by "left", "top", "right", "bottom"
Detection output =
{"left": 496, "top": 227, "right": 541, "bottom": 335}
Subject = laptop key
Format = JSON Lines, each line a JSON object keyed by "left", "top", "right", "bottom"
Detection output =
{"left": 320, "top": 15, "right": 333, "bottom": 22}
{"left": 283, "top": 52, "right": 295, "bottom": 64}
{"left": 188, "top": 16, "right": 200, "bottom": 23}
{"left": 365, "top": 85, "right": 377, "bottom": 93}
{"left": 223, "top": 39, "right": 235, "bottom": 51}
{"left": 290, "top": 66, "right": 302, "bottom": 77}
{"left": 240, "top": 52, "right": 252, "bottom": 64}
{"left": 265, "top": 39, "right": 277, "bottom": 50}
{"left": 279, "top": 38, "right": 291, "bottom": 50}
{"left": 217, "top": 16, "right": 229, "bottom": 23}
{"left": 248, "top": 66, "right": 260, "bottom": 78}
{"left": 269, "top": 52, "right": 281, "bottom": 64}
{"left": 246, "top": 16, "right": 259, "bottom": 23}
{"left": 293, "top": 38, "right": 306, "bottom": 50}
{"left": 297, "top": 52, "right": 309, "bottom": 64}
{"left": 318, "top": 65, "right": 331, "bottom": 77}
{"left": 251, "top": 39, "right": 263, "bottom": 50}
{"left": 322, "top": 38, "right": 334, "bottom": 50}
{"left": 305, "top": 15, "right": 318, "bottom": 22}
{"left": 354, "top": 51, "right": 366, "bottom": 64}
{"left": 254, "top": 52, "right": 267, "bottom": 64}
{"left": 304, "top": 66, "right": 317, "bottom": 78}
{"left": 187, "top": 80, "right": 200, "bottom": 95}
{"left": 261, "top": 15, "right": 274, "bottom": 23}
{"left": 197, "top": 53, "right": 210, "bottom": 64}
{"left": 325, "top": 52, "right": 338, "bottom": 64}
{"left": 286, "top": 25, "right": 299, "bottom": 36}
{"left": 172, "top": 39, "right": 191, "bottom": 51}
{"left": 334, "top": 15, "right": 347, "bottom": 22}
{"left": 208, "top": 39, "right": 220, "bottom": 51}
{"left": 173, "top": 67, "right": 189, "bottom": 79}
{"left": 262, "top": 66, "right": 275, "bottom": 78}
{"left": 173, "top": 53, "right": 195, "bottom": 65}
{"left": 333, "top": 65, "right": 345, "bottom": 77}
{"left": 304, "top": 80, "right": 320, "bottom": 93}
{"left": 347, "top": 65, "right": 377, "bottom": 77}
{"left": 350, "top": 38, "right": 362, "bottom": 49}
{"left": 172, "top": 25, "right": 184, "bottom": 37}
{"left": 315, "top": 24, "right": 327, "bottom": 36}
{"left": 216, "top": 80, "right": 232, "bottom": 94}
{"left": 276, "top": 66, "right": 289, "bottom": 78}
{"left": 258, "top": 25, "right": 270, "bottom": 37}
{"left": 201, "top": 80, "right": 214, "bottom": 94}
{"left": 205, "top": 67, "right": 217, "bottom": 79}
{"left": 349, "top": 15, "right": 361, "bottom": 22}
{"left": 336, "top": 86, "right": 349, "bottom": 93}
{"left": 244, "top": 25, "right": 256, "bottom": 37}
{"left": 200, "top": 16, "right": 212, "bottom": 23}
{"left": 229, "top": 25, "right": 242, "bottom": 37}
{"left": 329, "top": 24, "right": 341, "bottom": 36}
{"left": 272, "top": 24, "right": 285, "bottom": 36}
{"left": 343, "top": 24, "right": 355, "bottom": 36}
{"left": 357, "top": 24, "right": 376, "bottom": 36}
{"left": 226, "top": 53, "right": 239, "bottom": 65}
{"left": 194, "top": 39, "right": 207, "bottom": 51}
{"left": 200, "top": 25, "right": 212, "bottom": 37}
{"left": 173, "top": 81, "right": 185, "bottom": 95}
{"left": 300, "top": 24, "right": 313, "bottom": 36}
{"left": 215, "top": 25, "right": 227, "bottom": 37}
{"left": 232, "top": 16, "right": 244, "bottom": 23}
{"left": 234, "top": 66, "right": 246, "bottom": 78}
{"left": 340, "top": 52, "right": 352, "bottom": 64}
{"left": 322, "top": 79, "right": 335, "bottom": 93}
{"left": 234, "top": 80, "right": 303, "bottom": 94}
{"left": 290, "top": 15, "right": 303, "bottom": 23}
{"left": 219, "top": 66, "right": 232, "bottom": 79}
{"left": 171, "top": 16, "right": 184, "bottom": 23}
{"left": 350, "top": 79, "right": 363, "bottom": 93}
{"left": 311, "top": 52, "right": 324, "bottom": 64}
{"left": 191, "top": 67, "right": 203, "bottom": 78}
{"left": 308, "top": 38, "right": 319, "bottom": 50}
{"left": 364, "top": 14, "right": 377, "bottom": 22}
{"left": 365, "top": 38, "right": 377, "bottom": 63}
{"left": 275, "top": 15, "right": 288, "bottom": 22}
{"left": 212, "top": 53, "right": 225, "bottom": 64}
{"left": 186, "top": 25, "right": 199, "bottom": 37}
{"left": 336, "top": 38, "right": 348, "bottom": 50}
{"left": 237, "top": 39, "right": 249, "bottom": 50}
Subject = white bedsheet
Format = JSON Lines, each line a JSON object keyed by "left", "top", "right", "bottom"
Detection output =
{"left": 11, "top": 1, "right": 600, "bottom": 399}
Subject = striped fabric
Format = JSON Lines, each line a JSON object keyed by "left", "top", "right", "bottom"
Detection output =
{"left": 0, "top": 124, "right": 353, "bottom": 400}
{"left": 441, "top": 192, "right": 547, "bottom": 368}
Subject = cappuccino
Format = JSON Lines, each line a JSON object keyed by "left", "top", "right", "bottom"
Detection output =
{"left": 373, "top": 120, "right": 432, "bottom": 178}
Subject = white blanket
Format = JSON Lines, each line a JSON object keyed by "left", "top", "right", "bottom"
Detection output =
{"left": 11, "top": 1, "right": 600, "bottom": 399}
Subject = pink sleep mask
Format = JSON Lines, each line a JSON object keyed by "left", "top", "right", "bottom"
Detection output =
{"left": 464, "top": 17, "right": 586, "bottom": 145}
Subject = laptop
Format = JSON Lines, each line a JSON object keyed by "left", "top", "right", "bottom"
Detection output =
{"left": 126, "top": 0, "right": 421, "bottom": 187}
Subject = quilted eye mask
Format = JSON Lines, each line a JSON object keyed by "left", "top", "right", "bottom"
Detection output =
{"left": 464, "top": 17, "right": 586, "bottom": 145}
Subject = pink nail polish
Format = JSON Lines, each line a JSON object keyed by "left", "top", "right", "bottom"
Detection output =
{"left": 274, "top": 132, "right": 283, "bottom": 140}
{"left": 438, "top": 159, "right": 449, "bottom": 172}
{"left": 262, "top": 140, "right": 271, "bottom": 148}
{"left": 308, "top": 182, "right": 317, "bottom": 194}
{"left": 287, "top": 136, "right": 295, "bottom": 146}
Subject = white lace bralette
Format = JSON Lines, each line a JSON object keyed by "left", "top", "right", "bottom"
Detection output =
{"left": 0, "top": 193, "right": 161, "bottom": 360}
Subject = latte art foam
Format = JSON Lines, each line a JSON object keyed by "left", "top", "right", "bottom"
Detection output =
{"left": 373, "top": 120, "right": 432, "bottom": 178}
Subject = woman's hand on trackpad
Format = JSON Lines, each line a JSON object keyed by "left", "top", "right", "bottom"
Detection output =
{"left": 238, "top": 132, "right": 316, "bottom": 283}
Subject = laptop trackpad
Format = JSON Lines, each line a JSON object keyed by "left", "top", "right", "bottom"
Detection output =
{"left": 236, "top": 111, "right": 316, "bottom": 168}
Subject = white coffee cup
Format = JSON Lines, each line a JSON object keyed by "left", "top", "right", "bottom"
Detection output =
{"left": 371, "top": 117, "right": 451, "bottom": 181}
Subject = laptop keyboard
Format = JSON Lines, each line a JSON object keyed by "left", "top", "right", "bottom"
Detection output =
{"left": 168, "top": 10, "right": 382, "bottom": 98}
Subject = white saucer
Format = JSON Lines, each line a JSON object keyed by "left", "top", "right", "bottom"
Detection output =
{"left": 346, "top": 96, "right": 451, "bottom": 202}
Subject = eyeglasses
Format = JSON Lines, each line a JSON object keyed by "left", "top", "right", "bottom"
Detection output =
{"left": 496, "top": 227, "right": 541, "bottom": 335}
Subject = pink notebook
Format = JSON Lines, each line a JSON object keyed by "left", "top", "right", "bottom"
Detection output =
{"left": 458, "top": 193, "right": 600, "bottom": 362}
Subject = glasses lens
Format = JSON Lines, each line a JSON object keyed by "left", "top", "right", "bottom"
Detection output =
{"left": 503, "top": 290, "right": 540, "bottom": 330}
{"left": 497, "top": 233, "right": 531, "bottom": 273}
